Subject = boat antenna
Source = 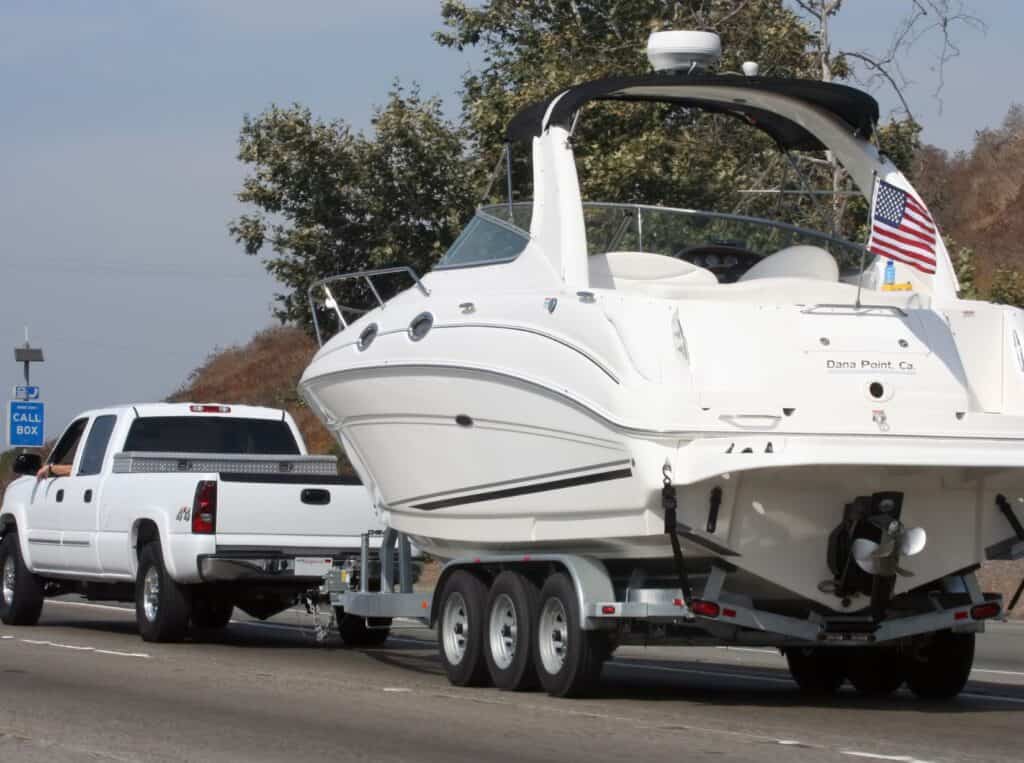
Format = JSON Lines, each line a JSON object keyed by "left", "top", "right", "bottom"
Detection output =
{"left": 854, "top": 170, "right": 879, "bottom": 309}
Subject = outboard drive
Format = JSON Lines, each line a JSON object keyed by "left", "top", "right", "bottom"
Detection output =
{"left": 825, "top": 492, "right": 927, "bottom": 618}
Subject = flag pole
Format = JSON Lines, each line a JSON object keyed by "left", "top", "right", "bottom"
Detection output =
{"left": 855, "top": 171, "right": 879, "bottom": 310}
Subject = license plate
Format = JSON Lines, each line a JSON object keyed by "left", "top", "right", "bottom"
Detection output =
{"left": 294, "top": 557, "right": 333, "bottom": 577}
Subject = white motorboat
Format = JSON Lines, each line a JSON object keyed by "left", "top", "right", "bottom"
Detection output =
{"left": 300, "top": 32, "right": 1024, "bottom": 619}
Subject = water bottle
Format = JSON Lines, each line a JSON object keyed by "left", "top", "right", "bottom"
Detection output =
{"left": 884, "top": 259, "right": 895, "bottom": 286}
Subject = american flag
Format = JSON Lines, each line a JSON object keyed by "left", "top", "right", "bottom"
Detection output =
{"left": 867, "top": 180, "right": 937, "bottom": 275}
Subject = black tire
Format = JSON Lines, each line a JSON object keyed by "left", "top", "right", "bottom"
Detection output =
{"left": 906, "top": 631, "right": 974, "bottom": 701}
{"left": 846, "top": 647, "right": 905, "bottom": 697}
{"left": 0, "top": 531, "right": 44, "bottom": 626}
{"left": 785, "top": 647, "right": 846, "bottom": 695}
{"left": 336, "top": 608, "right": 391, "bottom": 647}
{"left": 533, "top": 572, "right": 605, "bottom": 698}
{"left": 484, "top": 571, "right": 540, "bottom": 691}
{"left": 436, "top": 570, "right": 490, "bottom": 686}
{"left": 191, "top": 593, "right": 234, "bottom": 630}
{"left": 135, "top": 541, "right": 191, "bottom": 643}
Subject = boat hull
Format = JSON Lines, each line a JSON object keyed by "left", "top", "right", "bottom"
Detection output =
{"left": 301, "top": 363, "right": 1024, "bottom": 612}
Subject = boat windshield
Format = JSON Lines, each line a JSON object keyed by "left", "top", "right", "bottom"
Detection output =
{"left": 471, "top": 202, "right": 868, "bottom": 282}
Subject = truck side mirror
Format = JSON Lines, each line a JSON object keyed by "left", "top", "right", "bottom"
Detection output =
{"left": 12, "top": 453, "right": 42, "bottom": 476}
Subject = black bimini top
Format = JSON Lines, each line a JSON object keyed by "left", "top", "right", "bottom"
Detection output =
{"left": 505, "top": 74, "right": 879, "bottom": 152}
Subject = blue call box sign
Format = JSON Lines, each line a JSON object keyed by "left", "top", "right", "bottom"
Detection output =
{"left": 14, "top": 385, "right": 40, "bottom": 401}
{"left": 8, "top": 401, "right": 45, "bottom": 448}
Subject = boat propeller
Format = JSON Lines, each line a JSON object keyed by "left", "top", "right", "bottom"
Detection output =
{"left": 851, "top": 520, "right": 927, "bottom": 578}
{"left": 824, "top": 491, "right": 926, "bottom": 617}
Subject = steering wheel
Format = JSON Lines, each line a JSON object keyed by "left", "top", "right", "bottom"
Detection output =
{"left": 674, "top": 244, "right": 763, "bottom": 284}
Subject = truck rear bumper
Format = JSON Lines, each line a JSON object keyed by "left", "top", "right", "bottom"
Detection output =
{"left": 198, "top": 554, "right": 333, "bottom": 583}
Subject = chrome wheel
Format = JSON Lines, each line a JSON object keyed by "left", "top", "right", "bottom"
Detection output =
{"left": 442, "top": 591, "right": 469, "bottom": 666}
{"left": 488, "top": 593, "right": 518, "bottom": 670}
{"left": 2, "top": 555, "right": 16, "bottom": 606}
{"left": 538, "top": 596, "right": 568, "bottom": 675}
{"left": 143, "top": 566, "right": 161, "bottom": 622}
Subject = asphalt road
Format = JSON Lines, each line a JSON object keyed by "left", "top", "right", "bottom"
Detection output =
{"left": 1, "top": 599, "right": 1022, "bottom": 762}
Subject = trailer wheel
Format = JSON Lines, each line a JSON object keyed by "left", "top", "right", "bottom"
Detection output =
{"left": 191, "top": 593, "right": 234, "bottom": 630}
{"left": 437, "top": 571, "right": 490, "bottom": 686}
{"left": 534, "top": 572, "right": 604, "bottom": 698}
{"left": 136, "top": 542, "right": 191, "bottom": 643}
{"left": 785, "top": 647, "right": 845, "bottom": 695}
{"left": 484, "top": 571, "right": 540, "bottom": 691}
{"left": 335, "top": 608, "right": 391, "bottom": 647}
{"left": 906, "top": 631, "right": 974, "bottom": 700}
{"left": 846, "top": 648, "right": 905, "bottom": 697}
{"left": 0, "top": 531, "right": 44, "bottom": 626}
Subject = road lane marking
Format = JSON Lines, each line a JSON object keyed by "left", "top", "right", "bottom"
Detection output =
{"left": 970, "top": 667, "right": 1024, "bottom": 677}
{"left": 841, "top": 753, "right": 937, "bottom": 763}
{"left": 609, "top": 660, "right": 792, "bottom": 684}
{"left": 14, "top": 637, "right": 149, "bottom": 659}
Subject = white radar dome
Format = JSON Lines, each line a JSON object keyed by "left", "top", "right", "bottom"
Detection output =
{"left": 646, "top": 30, "right": 722, "bottom": 73}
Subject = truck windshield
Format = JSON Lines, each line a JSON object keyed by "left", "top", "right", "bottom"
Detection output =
{"left": 123, "top": 417, "right": 300, "bottom": 455}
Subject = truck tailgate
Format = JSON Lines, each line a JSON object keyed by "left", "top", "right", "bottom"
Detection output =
{"left": 214, "top": 474, "right": 381, "bottom": 545}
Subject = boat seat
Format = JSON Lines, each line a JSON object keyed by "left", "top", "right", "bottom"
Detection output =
{"left": 588, "top": 251, "right": 718, "bottom": 291}
{"left": 738, "top": 244, "right": 838, "bottom": 282}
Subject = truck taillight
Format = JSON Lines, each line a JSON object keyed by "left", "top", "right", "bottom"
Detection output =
{"left": 192, "top": 480, "right": 217, "bottom": 534}
{"left": 190, "top": 404, "right": 231, "bottom": 413}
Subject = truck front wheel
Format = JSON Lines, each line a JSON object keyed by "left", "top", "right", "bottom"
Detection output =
{"left": 136, "top": 542, "right": 191, "bottom": 642}
{"left": 0, "top": 531, "right": 44, "bottom": 626}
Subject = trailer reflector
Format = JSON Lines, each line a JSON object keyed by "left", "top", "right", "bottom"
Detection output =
{"left": 954, "top": 610, "right": 969, "bottom": 621}
{"left": 970, "top": 602, "right": 1001, "bottom": 620}
{"left": 601, "top": 605, "right": 617, "bottom": 615}
{"left": 722, "top": 607, "right": 737, "bottom": 618}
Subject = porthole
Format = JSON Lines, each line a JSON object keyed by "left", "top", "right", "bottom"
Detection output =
{"left": 357, "top": 323, "right": 378, "bottom": 351}
{"left": 408, "top": 312, "right": 434, "bottom": 342}
{"left": 869, "top": 382, "right": 885, "bottom": 399}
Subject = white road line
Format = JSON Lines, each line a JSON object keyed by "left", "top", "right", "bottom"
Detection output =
{"left": 16, "top": 637, "right": 149, "bottom": 659}
{"left": 47, "top": 600, "right": 134, "bottom": 614}
{"left": 841, "top": 753, "right": 936, "bottom": 763}
{"left": 970, "top": 667, "right": 1024, "bottom": 677}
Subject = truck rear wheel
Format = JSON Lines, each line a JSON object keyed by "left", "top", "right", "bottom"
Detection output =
{"left": 0, "top": 531, "right": 44, "bottom": 626}
{"left": 905, "top": 631, "right": 974, "bottom": 700}
{"left": 437, "top": 570, "right": 490, "bottom": 686}
{"left": 335, "top": 608, "right": 391, "bottom": 647}
{"left": 136, "top": 542, "right": 191, "bottom": 643}
{"left": 534, "top": 572, "right": 605, "bottom": 698}
{"left": 484, "top": 571, "right": 540, "bottom": 691}
{"left": 846, "top": 647, "right": 905, "bottom": 697}
{"left": 785, "top": 647, "right": 846, "bottom": 695}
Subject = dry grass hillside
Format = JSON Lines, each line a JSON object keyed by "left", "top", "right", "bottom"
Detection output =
{"left": 916, "top": 105, "right": 1024, "bottom": 289}
{"left": 167, "top": 325, "right": 344, "bottom": 463}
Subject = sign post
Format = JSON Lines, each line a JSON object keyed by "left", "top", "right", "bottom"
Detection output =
{"left": 11, "top": 328, "right": 45, "bottom": 449}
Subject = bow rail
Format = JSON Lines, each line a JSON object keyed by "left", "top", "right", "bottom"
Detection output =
{"left": 308, "top": 267, "right": 430, "bottom": 346}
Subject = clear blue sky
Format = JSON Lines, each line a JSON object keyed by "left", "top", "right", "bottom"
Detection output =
{"left": 1, "top": 1, "right": 1020, "bottom": 438}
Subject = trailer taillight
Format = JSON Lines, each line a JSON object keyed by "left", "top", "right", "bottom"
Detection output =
{"left": 690, "top": 600, "right": 721, "bottom": 618}
{"left": 192, "top": 480, "right": 217, "bottom": 534}
{"left": 970, "top": 602, "right": 1001, "bottom": 620}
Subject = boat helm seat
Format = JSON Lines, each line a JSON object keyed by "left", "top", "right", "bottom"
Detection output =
{"left": 588, "top": 251, "right": 718, "bottom": 292}
{"left": 738, "top": 244, "right": 839, "bottom": 283}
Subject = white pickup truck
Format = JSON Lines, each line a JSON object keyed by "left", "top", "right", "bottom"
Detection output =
{"left": 0, "top": 402, "right": 386, "bottom": 644}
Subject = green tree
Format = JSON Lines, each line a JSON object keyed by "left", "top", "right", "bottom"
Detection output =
{"left": 230, "top": 87, "right": 478, "bottom": 328}
{"left": 988, "top": 266, "right": 1024, "bottom": 309}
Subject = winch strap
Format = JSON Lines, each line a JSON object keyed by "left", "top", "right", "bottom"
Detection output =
{"left": 662, "top": 466, "right": 694, "bottom": 604}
